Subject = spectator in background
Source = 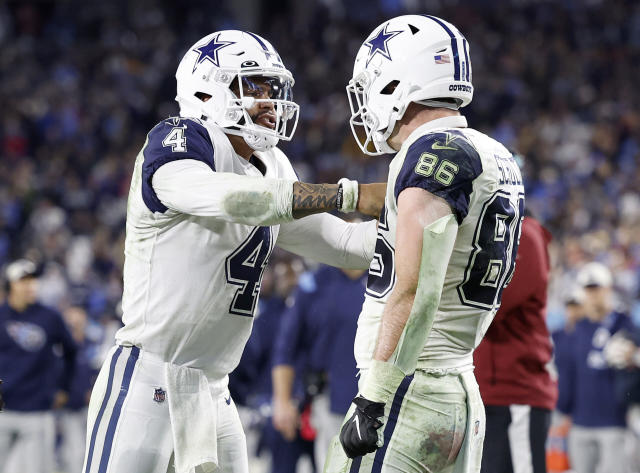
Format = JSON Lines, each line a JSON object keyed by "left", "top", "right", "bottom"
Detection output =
{"left": 56, "top": 304, "right": 99, "bottom": 473}
{"left": 557, "top": 262, "right": 632, "bottom": 473}
{"left": 271, "top": 264, "right": 366, "bottom": 470}
{"left": 547, "top": 289, "right": 587, "bottom": 473}
{"left": 0, "top": 259, "right": 77, "bottom": 473}
{"left": 553, "top": 287, "right": 587, "bottom": 422}
{"left": 474, "top": 213, "right": 557, "bottom": 473}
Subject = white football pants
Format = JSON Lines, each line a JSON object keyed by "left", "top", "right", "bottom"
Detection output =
{"left": 0, "top": 409, "right": 55, "bottom": 473}
{"left": 81, "top": 345, "right": 248, "bottom": 473}
{"left": 323, "top": 370, "right": 468, "bottom": 473}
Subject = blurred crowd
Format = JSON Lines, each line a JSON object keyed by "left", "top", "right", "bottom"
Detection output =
{"left": 1, "top": 0, "right": 640, "bottom": 471}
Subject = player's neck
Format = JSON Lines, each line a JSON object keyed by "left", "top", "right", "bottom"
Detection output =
{"left": 388, "top": 105, "right": 460, "bottom": 151}
{"left": 227, "top": 134, "right": 254, "bottom": 160}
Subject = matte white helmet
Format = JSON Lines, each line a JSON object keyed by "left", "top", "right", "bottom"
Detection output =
{"left": 347, "top": 15, "right": 473, "bottom": 155}
{"left": 176, "top": 30, "right": 299, "bottom": 151}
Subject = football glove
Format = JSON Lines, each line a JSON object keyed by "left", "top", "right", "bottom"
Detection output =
{"left": 339, "top": 396, "right": 385, "bottom": 458}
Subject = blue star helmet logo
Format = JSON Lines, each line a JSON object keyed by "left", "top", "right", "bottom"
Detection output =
{"left": 365, "top": 24, "right": 403, "bottom": 67}
{"left": 192, "top": 33, "right": 235, "bottom": 72}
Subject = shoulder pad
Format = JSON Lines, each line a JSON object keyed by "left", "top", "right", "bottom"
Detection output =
{"left": 394, "top": 130, "right": 482, "bottom": 223}
{"left": 142, "top": 117, "right": 215, "bottom": 213}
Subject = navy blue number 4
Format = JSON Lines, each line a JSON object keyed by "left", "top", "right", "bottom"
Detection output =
{"left": 458, "top": 191, "right": 525, "bottom": 309}
{"left": 225, "top": 227, "right": 273, "bottom": 316}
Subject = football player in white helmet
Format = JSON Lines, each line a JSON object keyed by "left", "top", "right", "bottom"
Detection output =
{"left": 324, "top": 15, "right": 525, "bottom": 473}
{"left": 81, "top": 30, "right": 385, "bottom": 473}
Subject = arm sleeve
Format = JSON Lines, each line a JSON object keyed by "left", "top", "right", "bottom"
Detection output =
{"left": 55, "top": 313, "right": 78, "bottom": 393}
{"left": 394, "top": 131, "right": 483, "bottom": 223}
{"left": 276, "top": 214, "right": 376, "bottom": 269}
{"left": 391, "top": 214, "right": 458, "bottom": 374}
{"left": 152, "top": 160, "right": 295, "bottom": 226}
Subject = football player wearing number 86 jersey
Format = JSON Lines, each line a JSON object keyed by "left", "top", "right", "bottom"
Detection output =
{"left": 82, "top": 30, "right": 386, "bottom": 473}
{"left": 324, "top": 15, "right": 525, "bottom": 473}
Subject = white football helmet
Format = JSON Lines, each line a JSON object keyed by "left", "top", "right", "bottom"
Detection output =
{"left": 347, "top": 15, "right": 473, "bottom": 155}
{"left": 176, "top": 30, "right": 299, "bottom": 151}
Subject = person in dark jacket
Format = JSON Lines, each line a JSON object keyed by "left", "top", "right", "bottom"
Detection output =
{"left": 558, "top": 262, "right": 632, "bottom": 473}
{"left": 57, "top": 305, "right": 99, "bottom": 473}
{"left": 229, "top": 259, "right": 308, "bottom": 473}
{"left": 0, "top": 259, "right": 77, "bottom": 473}
{"left": 474, "top": 215, "right": 557, "bottom": 473}
{"left": 271, "top": 264, "right": 366, "bottom": 470}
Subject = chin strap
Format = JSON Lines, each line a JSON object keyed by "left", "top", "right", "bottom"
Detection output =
{"left": 242, "top": 128, "right": 279, "bottom": 151}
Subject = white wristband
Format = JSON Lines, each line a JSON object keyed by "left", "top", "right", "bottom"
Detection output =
{"left": 337, "top": 178, "right": 359, "bottom": 213}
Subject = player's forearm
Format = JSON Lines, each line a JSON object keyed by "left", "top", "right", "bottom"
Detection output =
{"left": 272, "top": 365, "right": 296, "bottom": 402}
{"left": 291, "top": 182, "right": 386, "bottom": 218}
{"left": 291, "top": 182, "right": 339, "bottom": 218}
{"left": 357, "top": 183, "right": 387, "bottom": 218}
{"left": 373, "top": 287, "right": 416, "bottom": 361}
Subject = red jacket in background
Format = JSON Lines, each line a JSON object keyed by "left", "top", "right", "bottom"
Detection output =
{"left": 474, "top": 216, "right": 558, "bottom": 410}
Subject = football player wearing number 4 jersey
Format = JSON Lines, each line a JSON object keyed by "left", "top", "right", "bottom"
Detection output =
{"left": 82, "top": 30, "right": 385, "bottom": 473}
{"left": 324, "top": 15, "right": 525, "bottom": 473}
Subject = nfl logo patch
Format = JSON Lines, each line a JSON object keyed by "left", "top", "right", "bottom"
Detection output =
{"left": 153, "top": 388, "right": 166, "bottom": 403}
{"left": 474, "top": 420, "right": 480, "bottom": 435}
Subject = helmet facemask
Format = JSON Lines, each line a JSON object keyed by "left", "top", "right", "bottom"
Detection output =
{"left": 346, "top": 70, "right": 407, "bottom": 156}
{"left": 222, "top": 71, "right": 299, "bottom": 151}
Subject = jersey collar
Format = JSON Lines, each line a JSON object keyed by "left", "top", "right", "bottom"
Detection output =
{"left": 401, "top": 115, "right": 468, "bottom": 152}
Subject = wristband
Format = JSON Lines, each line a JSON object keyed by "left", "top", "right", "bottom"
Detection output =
{"left": 337, "top": 178, "right": 359, "bottom": 213}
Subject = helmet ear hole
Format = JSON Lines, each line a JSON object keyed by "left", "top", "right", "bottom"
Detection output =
{"left": 380, "top": 80, "right": 400, "bottom": 95}
{"left": 195, "top": 92, "right": 212, "bottom": 102}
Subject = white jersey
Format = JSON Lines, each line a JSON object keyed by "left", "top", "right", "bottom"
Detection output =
{"left": 116, "top": 117, "right": 376, "bottom": 380}
{"left": 354, "top": 115, "right": 524, "bottom": 371}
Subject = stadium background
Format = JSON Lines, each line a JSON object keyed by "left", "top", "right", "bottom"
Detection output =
{"left": 1, "top": 0, "right": 639, "bottom": 471}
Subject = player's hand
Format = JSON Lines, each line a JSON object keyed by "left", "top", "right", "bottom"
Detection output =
{"left": 0, "top": 379, "right": 4, "bottom": 412}
{"left": 53, "top": 390, "right": 69, "bottom": 409}
{"left": 272, "top": 398, "right": 299, "bottom": 441}
{"left": 604, "top": 334, "right": 636, "bottom": 369}
{"left": 339, "top": 396, "right": 385, "bottom": 458}
{"left": 356, "top": 183, "right": 386, "bottom": 217}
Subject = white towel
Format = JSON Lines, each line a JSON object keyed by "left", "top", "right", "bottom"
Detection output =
{"left": 165, "top": 362, "right": 218, "bottom": 473}
{"left": 454, "top": 370, "right": 486, "bottom": 473}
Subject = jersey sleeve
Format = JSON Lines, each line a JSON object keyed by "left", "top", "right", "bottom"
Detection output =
{"left": 394, "top": 130, "right": 482, "bottom": 223}
{"left": 142, "top": 117, "right": 215, "bottom": 213}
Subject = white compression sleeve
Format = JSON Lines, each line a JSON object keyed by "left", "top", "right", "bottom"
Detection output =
{"left": 152, "top": 159, "right": 295, "bottom": 226}
{"left": 277, "top": 214, "right": 377, "bottom": 269}
{"left": 391, "top": 213, "right": 458, "bottom": 374}
{"left": 360, "top": 213, "right": 458, "bottom": 403}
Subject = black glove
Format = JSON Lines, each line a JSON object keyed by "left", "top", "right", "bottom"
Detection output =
{"left": 339, "top": 396, "right": 385, "bottom": 458}
{"left": 0, "top": 379, "right": 4, "bottom": 411}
